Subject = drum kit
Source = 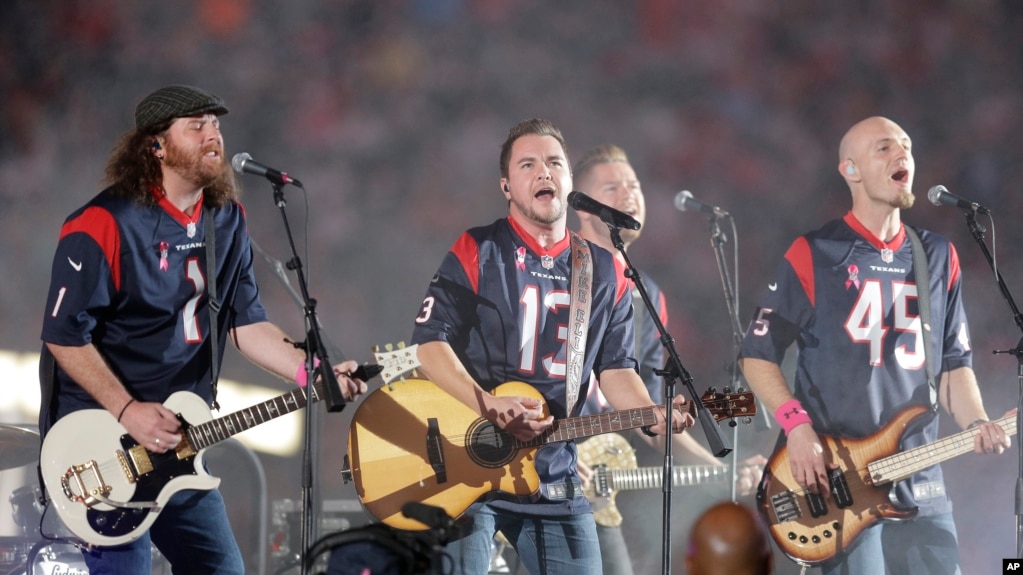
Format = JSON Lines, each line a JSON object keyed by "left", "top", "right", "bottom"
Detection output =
{"left": 0, "top": 423, "right": 175, "bottom": 575}
{"left": 0, "top": 422, "right": 90, "bottom": 575}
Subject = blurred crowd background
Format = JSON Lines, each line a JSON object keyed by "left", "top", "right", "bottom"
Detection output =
{"left": 2, "top": 0, "right": 1023, "bottom": 573}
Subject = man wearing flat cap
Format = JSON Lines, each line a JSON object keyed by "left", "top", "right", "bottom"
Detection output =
{"left": 38, "top": 84, "right": 368, "bottom": 574}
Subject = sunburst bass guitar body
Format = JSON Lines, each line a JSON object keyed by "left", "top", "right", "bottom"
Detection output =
{"left": 758, "top": 405, "right": 1016, "bottom": 565}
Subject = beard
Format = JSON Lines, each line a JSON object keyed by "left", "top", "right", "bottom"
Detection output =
{"left": 510, "top": 196, "right": 566, "bottom": 226}
{"left": 164, "top": 140, "right": 231, "bottom": 190}
{"left": 892, "top": 189, "right": 915, "bottom": 210}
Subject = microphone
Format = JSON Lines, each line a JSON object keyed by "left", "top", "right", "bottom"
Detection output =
{"left": 231, "top": 153, "right": 302, "bottom": 187}
{"left": 927, "top": 185, "right": 989, "bottom": 214}
{"left": 567, "top": 191, "right": 641, "bottom": 230}
{"left": 674, "top": 190, "right": 729, "bottom": 217}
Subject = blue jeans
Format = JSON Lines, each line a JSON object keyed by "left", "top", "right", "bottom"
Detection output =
{"left": 820, "top": 513, "right": 960, "bottom": 575}
{"left": 442, "top": 503, "right": 602, "bottom": 575}
{"left": 81, "top": 488, "right": 244, "bottom": 575}
{"left": 595, "top": 525, "right": 634, "bottom": 575}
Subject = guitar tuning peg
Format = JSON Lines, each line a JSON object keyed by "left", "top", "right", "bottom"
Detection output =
{"left": 708, "top": 387, "right": 717, "bottom": 393}
{"left": 372, "top": 344, "right": 380, "bottom": 353}
{"left": 729, "top": 420, "right": 738, "bottom": 428}
{"left": 397, "top": 341, "right": 406, "bottom": 349}
{"left": 723, "top": 386, "right": 733, "bottom": 394}
{"left": 385, "top": 343, "right": 394, "bottom": 352}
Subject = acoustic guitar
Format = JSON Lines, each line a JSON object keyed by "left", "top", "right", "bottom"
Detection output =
{"left": 347, "top": 381, "right": 756, "bottom": 530}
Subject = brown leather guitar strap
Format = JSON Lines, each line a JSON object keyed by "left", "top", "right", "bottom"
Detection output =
{"left": 565, "top": 231, "right": 592, "bottom": 416}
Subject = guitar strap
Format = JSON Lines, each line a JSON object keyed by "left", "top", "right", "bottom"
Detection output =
{"left": 204, "top": 204, "right": 222, "bottom": 411}
{"left": 905, "top": 225, "right": 939, "bottom": 411}
{"left": 565, "top": 232, "right": 593, "bottom": 416}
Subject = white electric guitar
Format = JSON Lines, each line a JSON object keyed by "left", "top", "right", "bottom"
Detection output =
{"left": 40, "top": 344, "right": 420, "bottom": 547}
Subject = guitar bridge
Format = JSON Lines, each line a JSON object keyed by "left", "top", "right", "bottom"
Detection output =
{"left": 426, "top": 418, "right": 447, "bottom": 484}
{"left": 60, "top": 460, "right": 113, "bottom": 505}
{"left": 769, "top": 490, "right": 802, "bottom": 523}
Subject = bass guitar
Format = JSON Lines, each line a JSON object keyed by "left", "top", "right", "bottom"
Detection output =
{"left": 40, "top": 344, "right": 420, "bottom": 547}
{"left": 758, "top": 405, "right": 1016, "bottom": 565}
{"left": 347, "top": 381, "right": 756, "bottom": 530}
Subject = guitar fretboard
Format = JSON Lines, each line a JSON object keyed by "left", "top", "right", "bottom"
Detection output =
{"left": 610, "top": 464, "right": 730, "bottom": 492}
{"left": 868, "top": 413, "right": 1016, "bottom": 484}
{"left": 518, "top": 406, "right": 661, "bottom": 448}
{"left": 187, "top": 383, "right": 323, "bottom": 450}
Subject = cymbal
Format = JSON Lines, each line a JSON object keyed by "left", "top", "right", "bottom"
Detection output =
{"left": 0, "top": 424, "right": 40, "bottom": 471}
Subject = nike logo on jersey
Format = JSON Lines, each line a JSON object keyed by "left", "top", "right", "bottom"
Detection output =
{"left": 67, "top": 257, "right": 82, "bottom": 272}
{"left": 768, "top": 283, "right": 777, "bottom": 291}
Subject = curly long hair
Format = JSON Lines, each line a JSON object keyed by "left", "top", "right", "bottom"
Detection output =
{"left": 104, "top": 124, "right": 239, "bottom": 208}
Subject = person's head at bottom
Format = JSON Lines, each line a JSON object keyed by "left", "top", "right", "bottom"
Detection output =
{"left": 685, "top": 501, "right": 773, "bottom": 575}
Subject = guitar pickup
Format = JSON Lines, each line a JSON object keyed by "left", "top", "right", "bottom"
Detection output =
{"left": 592, "top": 465, "right": 611, "bottom": 497}
{"left": 829, "top": 468, "right": 853, "bottom": 508}
{"left": 804, "top": 489, "right": 828, "bottom": 518}
{"left": 426, "top": 418, "right": 447, "bottom": 484}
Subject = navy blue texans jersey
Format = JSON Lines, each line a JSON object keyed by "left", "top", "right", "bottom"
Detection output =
{"left": 410, "top": 217, "right": 636, "bottom": 515}
{"left": 584, "top": 274, "right": 669, "bottom": 415}
{"left": 41, "top": 187, "right": 268, "bottom": 419}
{"left": 740, "top": 213, "right": 972, "bottom": 516}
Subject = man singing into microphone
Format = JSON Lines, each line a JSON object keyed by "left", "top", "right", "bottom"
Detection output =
{"left": 571, "top": 144, "right": 766, "bottom": 575}
{"left": 739, "top": 116, "right": 1010, "bottom": 574}
{"left": 39, "top": 84, "right": 368, "bottom": 574}
{"left": 409, "top": 119, "right": 694, "bottom": 574}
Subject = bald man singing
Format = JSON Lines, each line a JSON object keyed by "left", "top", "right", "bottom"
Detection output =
{"left": 738, "top": 117, "right": 1010, "bottom": 575}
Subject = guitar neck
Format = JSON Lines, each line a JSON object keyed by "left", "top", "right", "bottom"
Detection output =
{"left": 187, "top": 382, "right": 323, "bottom": 451}
{"left": 868, "top": 413, "right": 1017, "bottom": 484}
{"left": 610, "top": 464, "right": 730, "bottom": 492}
{"left": 518, "top": 405, "right": 661, "bottom": 448}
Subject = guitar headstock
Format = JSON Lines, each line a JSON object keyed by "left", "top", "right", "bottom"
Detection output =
{"left": 700, "top": 387, "right": 758, "bottom": 424}
{"left": 371, "top": 342, "right": 421, "bottom": 386}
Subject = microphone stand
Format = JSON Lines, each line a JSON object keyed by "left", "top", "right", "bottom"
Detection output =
{"left": 266, "top": 181, "right": 349, "bottom": 575}
{"left": 704, "top": 213, "right": 772, "bottom": 502}
{"left": 959, "top": 210, "right": 1023, "bottom": 558}
{"left": 607, "top": 225, "right": 731, "bottom": 575}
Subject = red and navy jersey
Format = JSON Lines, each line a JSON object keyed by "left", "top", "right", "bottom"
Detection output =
{"left": 740, "top": 212, "right": 972, "bottom": 516}
{"left": 584, "top": 274, "right": 669, "bottom": 414}
{"left": 41, "top": 187, "right": 268, "bottom": 417}
{"left": 411, "top": 217, "right": 636, "bottom": 515}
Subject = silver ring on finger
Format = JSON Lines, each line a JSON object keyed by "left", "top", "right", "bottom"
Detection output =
{"left": 154, "top": 438, "right": 161, "bottom": 446}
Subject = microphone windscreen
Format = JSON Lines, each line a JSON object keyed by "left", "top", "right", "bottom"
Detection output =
{"left": 231, "top": 152, "right": 251, "bottom": 175}
{"left": 674, "top": 190, "right": 694, "bottom": 212}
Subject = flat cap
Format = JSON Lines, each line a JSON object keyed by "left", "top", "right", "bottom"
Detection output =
{"left": 135, "top": 84, "right": 229, "bottom": 133}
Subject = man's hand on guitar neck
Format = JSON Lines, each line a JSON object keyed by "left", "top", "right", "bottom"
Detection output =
{"left": 645, "top": 394, "right": 695, "bottom": 436}
{"left": 971, "top": 408, "right": 1014, "bottom": 455}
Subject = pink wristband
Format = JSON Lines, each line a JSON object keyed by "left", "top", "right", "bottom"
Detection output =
{"left": 294, "top": 358, "right": 321, "bottom": 387}
{"left": 775, "top": 399, "right": 812, "bottom": 436}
